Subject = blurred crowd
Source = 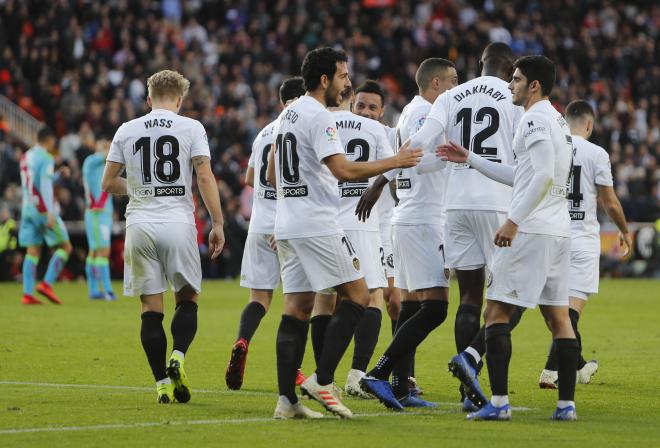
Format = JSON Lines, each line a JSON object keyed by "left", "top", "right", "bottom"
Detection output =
{"left": 0, "top": 0, "right": 658, "bottom": 279}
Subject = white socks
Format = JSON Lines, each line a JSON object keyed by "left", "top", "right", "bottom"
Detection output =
{"left": 172, "top": 350, "right": 185, "bottom": 361}
{"left": 156, "top": 378, "right": 171, "bottom": 385}
{"left": 557, "top": 400, "right": 575, "bottom": 409}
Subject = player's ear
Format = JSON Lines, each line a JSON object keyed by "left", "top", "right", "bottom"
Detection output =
{"left": 320, "top": 74, "right": 329, "bottom": 89}
{"left": 147, "top": 96, "right": 152, "bottom": 107}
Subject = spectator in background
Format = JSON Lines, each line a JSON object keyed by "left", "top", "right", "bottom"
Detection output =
{"left": 0, "top": 0, "right": 657, "bottom": 281}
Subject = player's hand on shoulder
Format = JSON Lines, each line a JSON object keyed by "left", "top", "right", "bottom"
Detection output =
{"left": 208, "top": 224, "right": 225, "bottom": 259}
{"left": 437, "top": 141, "right": 468, "bottom": 163}
{"left": 494, "top": 219, "right": 518, "bottom": 247}
{"left": 619, "top": 231, "right": 633, "bottom": 260}
{"left": 395, "top": 139, "right": 423, "bottom": 168}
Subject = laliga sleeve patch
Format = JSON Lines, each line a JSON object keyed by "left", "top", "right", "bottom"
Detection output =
{"left": 325, "top": 126, "right": 338, "bottom": 142}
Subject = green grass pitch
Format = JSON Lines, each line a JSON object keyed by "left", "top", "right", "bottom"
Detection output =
{"left": 1, "top": 278, "right": 659, "bottom": 447}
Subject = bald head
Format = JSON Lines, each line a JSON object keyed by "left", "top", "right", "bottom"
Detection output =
{"left": 480, "top": 42, "right": 515, "bottom": 81}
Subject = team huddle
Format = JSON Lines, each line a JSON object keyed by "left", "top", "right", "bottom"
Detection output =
{"left": 44, "top": 42, "right": 629, "bottom": 422}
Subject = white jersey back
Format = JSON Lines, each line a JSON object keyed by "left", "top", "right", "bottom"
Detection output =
{"left": 107, "top": 108, "right": 210, "bottom": 226}
{"left": 511, "top": 100, "right": 572, "bottom": 237}
{"left": 393, "top": 95, "right": 447, "bottom": 226}
{"left": 334, "top": 110, "right": 395, "bottom": 232}
{"left": 247, "top": 120, "right": 277, "bottom": 234}
{"left": 377, "top": 125, "right": 398, "bottom": 237}
{"left": 273, "top": 96, "right": 345, "bottom": 239}
{"left": 568, "top": 135, "right": 613, "bottom": 253}
{"left": 428, "top": 76, "right": 523, "bottom": 212}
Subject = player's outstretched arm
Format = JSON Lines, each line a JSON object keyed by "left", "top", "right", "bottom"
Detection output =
{"left": 437, "top": 141, "right": 515, "bottom": 186}
{"left": 325, "top": 140, "right": 422, "bottom": 182}
{"left": 101, "top": 161, "right": 128, "bottom": 195}
{"left": 597, "top": 185, "right": 632, "bottom": 259}
{"left": 355, "top": 175, "right": 389, "bottom": 221}
{"left": 193, "top": 155, "right": 225, "bottom": 260}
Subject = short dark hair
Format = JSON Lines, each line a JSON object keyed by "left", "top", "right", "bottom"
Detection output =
{"left": 37, "top": 126, "right": 55, "bottom": 143}
{"left": 513, "top": 55, "right": 556, "bottom": 96}
{"left": 355, "top": 80, "right": 385, "bottom": 106}
{"left": 415, "top": 58, "right": 455, "bottom": 91}
{"left": 564, "top": 100, "right": 595, "bottom": 124}
{"left": 481, "top": 42, "right": 515, "bottom": 76}
{"left": 301, "top": 47, "right": 348, "bottom": 92}
{"left": 279, "top": 77, "right": 305, "bottom": 105}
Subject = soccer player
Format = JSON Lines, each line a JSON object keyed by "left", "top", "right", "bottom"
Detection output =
{"left": 333, "top": 86, "right": 396, "bottom": 397}
{"left": 405, "top": 43, "right": 524, "bottom": 409}
{"left": 538, "top": 100, "right": 632, "bottom": 388}
{"left": 82, "top": 135, "right": 116, "bottom": 301}
{"left": 353, "top": 80, "right": 401, "bottom": 333}
{"left": 102, "top": 70, "right": 225, "bottom": 404}
{"left": 265, "top": 47, "right": 422, "bottom": 419}
{"left": 19, "top": 127, "right": 72, "bottom": 305}
{"left": 439, "top": 55, "right": 579, "bottom": 421}
{"left": 357, "top": 58, "right": 458, "bottom": 410}
{"left": 225, "top": 77, "right": 306, "bottom": 391}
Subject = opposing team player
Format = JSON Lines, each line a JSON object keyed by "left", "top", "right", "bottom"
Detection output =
{"left": 82, "top": 135, "right": 116, "bottom": 300}
{"left": 19, "top": 127, "right": 72, "bottom": 305}
{"left": 225, "top": 77, "right": 306, "bottom": 391}
{"left": 538, "top": 100, "right": 632, "bottom": 388}
{"left": 439, "top": 55, "right": 579, "bottom": 421}
{"left": 358, "top": 58, "right": 458, "bottom": 410}
{"left": 265, "top": 47, "right": 422, "bottom": 419}
{"left": 102, "top": 70, "right": 225, "bottom": 404}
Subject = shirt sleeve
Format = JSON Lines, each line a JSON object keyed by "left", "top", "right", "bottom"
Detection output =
{"left": 248, "top": 140, "right": 257, "bottom": 169}
{"left": 39, "top": 157, "right": 55, "bottom": 213}
{"left": 522, "top": 113, "right": 552, "bottom": 149}
{"left": 312, "top": 111, "right": 345, "bottom": 162}
{"left": 594, "top": 148, "right": 614, "bottom": 187}
{"left": 107, "top": 125, "right": 125, "bottom": 164}
{"left": 508, "top": 138, "right": 555, "bottom": 225}
{"left": 191, "top": 121, "right": 211, "bottom": 158}
{"left": 426, "top": 91, "right": 450, "bottom": 136}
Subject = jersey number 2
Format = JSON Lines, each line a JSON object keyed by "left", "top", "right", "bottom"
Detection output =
{"left": 133, "top": 135, "right": 181, "bottom": 184}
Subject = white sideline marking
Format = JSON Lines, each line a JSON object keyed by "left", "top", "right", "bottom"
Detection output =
{"left": 0, "top": 380, "right": 535, "bottom": 410}
{"left": 0, "top": 412, "right": 449, "bottom": 435}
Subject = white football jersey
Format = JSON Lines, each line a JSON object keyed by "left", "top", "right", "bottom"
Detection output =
{"left": 568, "top": 135, "right": 613, "bottom": 253}
{"left": 427, "top": 76, "right": 523, "bottom": 212}
{"left": 377, "top": 125, "right": 397, "bottom": 232}
{"left": 510, "top": 100, "right": 572, "bottom": 237}
{"left": 247, "top": 120, "right": 277, "bottom": 234}
{"left": 107, "top": 108, "right": 210, "bottom": 226}
{"left": 273, "top": 95, "right": 345, "bottom": 239}
{"left": 392, "top": 95, "right": 448, "bottom": 226}
{"left": 334, "top": 110, "right": 395, "bottom": 232}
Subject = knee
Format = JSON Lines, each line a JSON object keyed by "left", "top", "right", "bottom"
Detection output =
{"left": 420, "top": 300, "right": 448, "bottom": 329}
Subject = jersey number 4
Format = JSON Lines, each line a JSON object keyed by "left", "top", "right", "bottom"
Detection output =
{"left": 456, "top": 107, "right": 500, "bottom": 162}
{"left": 133, "top": 135, "right": 181, "bottom": 184}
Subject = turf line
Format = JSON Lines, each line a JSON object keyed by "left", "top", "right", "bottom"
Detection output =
{"left": 0, "top": 411, "right": 451, "bottom": 435}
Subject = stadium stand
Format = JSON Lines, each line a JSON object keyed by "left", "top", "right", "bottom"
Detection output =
{"left": 0, "top": 0, "right": 658, "bottom": 279}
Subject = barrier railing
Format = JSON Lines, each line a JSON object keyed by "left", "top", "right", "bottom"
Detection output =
{"left": 0, "top": 94, "right": 43, "bottom": 146}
